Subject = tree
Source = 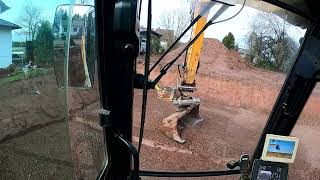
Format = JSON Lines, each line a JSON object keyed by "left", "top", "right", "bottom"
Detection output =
{"left": 222, "top": 32, "right": 236, "bottom": 50}
{"left": 35, "top": 21, "right": 54, "bottom": 66}
{"left": 246, "top": 13, "right": 299, "bottom": 72}
{"left": 151, "top": 38, "right": 162, "bottom": 54}
{"left": 18, "top": 1, "right": 42, "bottom": 41}
{"left": 158, "top": 8, "right": 190, "bottom": 45}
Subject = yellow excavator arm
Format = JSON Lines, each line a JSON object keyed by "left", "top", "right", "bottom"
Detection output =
{"left": 158, "top": 0, "right": 230, "bottom": 143}
{"left": 183, "top": 0, "right": 210, "bottom": 85}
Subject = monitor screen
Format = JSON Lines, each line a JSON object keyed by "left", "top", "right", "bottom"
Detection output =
{"left": 261, "top": 134, "right": 299, "bottom": 163}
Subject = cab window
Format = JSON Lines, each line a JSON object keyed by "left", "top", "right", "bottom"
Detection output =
{"left": 0, "top": 0, "right": 103, "bottom": 179}
{"left": 135, "top": 0, "right": 309, "bottom": 177}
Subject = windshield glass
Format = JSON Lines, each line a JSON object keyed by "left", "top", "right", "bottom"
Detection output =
{"left": 135, "top": 0, "right": 310, "bottom": 177}
{"left": 0, "top": 0, "right": 104, "bottom": 180}
{"left": 290, "top": 86, "right": 320, "bottom": 179}
{"left": 0, "top": 0, "right": 316, "bottom": 179}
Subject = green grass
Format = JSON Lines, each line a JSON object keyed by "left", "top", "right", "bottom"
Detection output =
{"left": 0, "top": 68, "right": 52, "bottom": 86}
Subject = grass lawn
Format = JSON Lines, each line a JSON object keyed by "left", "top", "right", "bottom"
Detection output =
{"left": 0, "top": 68, "right": 52, "bottom": 86}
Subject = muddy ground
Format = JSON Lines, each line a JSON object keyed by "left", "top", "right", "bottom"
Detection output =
{"left": 0, "top": 38, "right": 320, "bottom": 180}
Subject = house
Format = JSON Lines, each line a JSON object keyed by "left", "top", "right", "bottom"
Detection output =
{"left": 0, "top": 0, "right": 9, "bottom": 14}
{"left": 0, "top": 19, "right": 21, "bottom": 68}
{"left": 139, "top": 29, "right": 162, "bottom": 54}
{"left": 71, "top": 15, "right": 84, "bottom": 38}
{"left": 53, "top": 10, "right": 85, "bottom": 39}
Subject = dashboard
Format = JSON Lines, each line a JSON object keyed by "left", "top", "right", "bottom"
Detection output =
{"left": 251, "top": 159, "right": 288, "bottom": 180}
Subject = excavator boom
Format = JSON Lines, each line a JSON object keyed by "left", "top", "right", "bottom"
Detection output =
{"left": 184, "top": 0, "right": 209, "bottom": 85}
{"left": 158, "top": 0, "right": 220, "bottom": 143}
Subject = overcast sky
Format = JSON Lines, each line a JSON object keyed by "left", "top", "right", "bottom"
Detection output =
{"left": 139, "top": 0, "right": 306, "bottom": 48}
{"left": 0, "top": 0, "right": 306, "bottom": 48}
{"left": 0, "top": 0, "right": 72, "bottom": 41}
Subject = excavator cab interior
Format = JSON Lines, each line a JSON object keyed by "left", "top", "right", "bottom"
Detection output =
{"left": 1, "top": 0, "right": 320, "bottom": 180}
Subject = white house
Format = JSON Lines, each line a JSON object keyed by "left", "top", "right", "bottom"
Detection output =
{"left": 0, "top": 18, "right": 20, "bottom": 68}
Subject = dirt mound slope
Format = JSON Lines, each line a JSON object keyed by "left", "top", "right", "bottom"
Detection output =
{"left": 145, "top": 38, "right": 286, "bottom": 88}
{"left": 143, "top": 38, "right": 320, "bottom": 115}
{"left": 151, "top": 38, "right": 251, "bottom": 73}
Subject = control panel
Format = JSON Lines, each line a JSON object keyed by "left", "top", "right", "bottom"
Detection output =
{"left": 251, "top": 159, "right": 288, "bottom": 180}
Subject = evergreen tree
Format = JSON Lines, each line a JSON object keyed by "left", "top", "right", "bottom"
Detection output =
{"left": 35, "top": 21, "right": 54, "bottom": 66}
{"left": 222, "top": 32, "right": 236, "bottom": 50}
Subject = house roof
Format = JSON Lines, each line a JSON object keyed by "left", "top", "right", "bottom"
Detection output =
{"left": 0, "top": 19, "right": 21, "bottom": 30}
{"left": 0, "top": 0, "right": 10, "bottom": 14}
{"left": 140, "top": 30, "right": 162, "bottom": 38}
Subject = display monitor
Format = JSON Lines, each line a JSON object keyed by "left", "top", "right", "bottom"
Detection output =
{"left": 261, "top": 134, "right": 299, "bottom": 163}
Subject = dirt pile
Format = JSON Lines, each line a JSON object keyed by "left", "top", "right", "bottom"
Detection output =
{"left": 151, "top": 38, "right": 251, "bottom": 74}
{"left": 145, "top": 38, "right": 254, "bottom": 88}
{"left": 146, "top": 38, "right": 277, "bottom": 86}
{"left": 227, "top": 50, "right": 252, "bottom": 70}
{"left": 144, "top": 38, "right": 320, "bottom": 117}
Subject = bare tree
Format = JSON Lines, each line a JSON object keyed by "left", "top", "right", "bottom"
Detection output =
{"left": 158, "top": 8, "right": 190, "bottom": 45}
{"left": 18, "top": 1, "right": 42, "bottom": 41}
{"left": 246, "top": 13, "right": 299, "bottom": 72}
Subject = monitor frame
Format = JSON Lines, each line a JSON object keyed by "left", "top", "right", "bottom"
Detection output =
{"left": 261, "top": 134, "right": 299, "bottom": 164}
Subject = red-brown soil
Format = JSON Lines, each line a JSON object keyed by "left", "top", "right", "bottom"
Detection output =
{"left": 0, "top": 38, "right": 320, "bottom": 180}
{"left": 136, "top": 38, "right": 320, "bottom": 179}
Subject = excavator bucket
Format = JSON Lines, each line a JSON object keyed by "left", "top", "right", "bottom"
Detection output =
{"left": 179, "top": 103, "right": 203, "bottom": 127}
{"left": 159, "top": 103, "right": 203, "bottom": 143}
